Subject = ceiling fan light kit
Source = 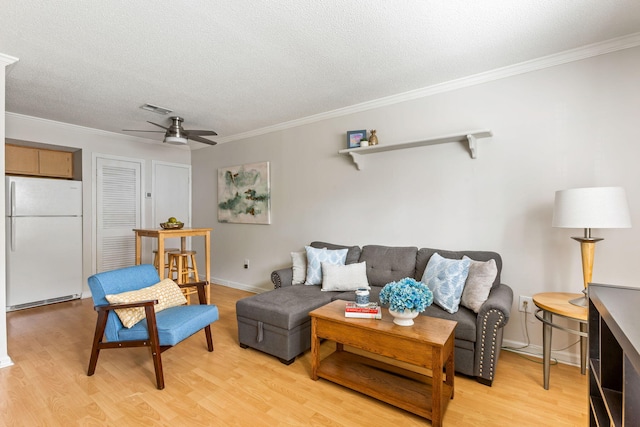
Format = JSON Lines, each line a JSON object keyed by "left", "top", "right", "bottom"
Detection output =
{"left": 164, "top": 135, "right": 189, "bottom": 145}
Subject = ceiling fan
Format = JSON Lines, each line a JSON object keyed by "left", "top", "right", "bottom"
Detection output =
{"left": 123, "top": 116, "right": 217, "bottom": 145}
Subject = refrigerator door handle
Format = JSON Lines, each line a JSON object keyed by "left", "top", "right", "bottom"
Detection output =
{"left": 10, "top": 180, "right": 16, "bottom": 217}
{"left": 10, "top": 217, "right": 16, "bottom": 252}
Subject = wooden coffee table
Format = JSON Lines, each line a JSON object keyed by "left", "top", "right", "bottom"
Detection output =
{"left": 310, "top": 300, "right": 456, "bottom": 427}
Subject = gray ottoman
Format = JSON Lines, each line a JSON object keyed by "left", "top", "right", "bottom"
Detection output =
{"left": 236, "top": 286, "right": 333, "bottom": 364}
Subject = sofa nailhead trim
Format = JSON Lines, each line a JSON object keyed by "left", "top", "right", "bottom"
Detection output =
{"left": 478, "top": 309, "right": 505, "bottom": 381}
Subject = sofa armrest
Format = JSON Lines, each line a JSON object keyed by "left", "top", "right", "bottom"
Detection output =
{"left": 475, "top": 283, "right": 513, "bottom": 385}
{"left": 477, "top": 283, "right": 513, "bottom": 327}
{"left": 271, "top": 268, "right": 294, "bottom": 288}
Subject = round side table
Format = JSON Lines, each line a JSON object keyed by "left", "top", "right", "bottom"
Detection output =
{"left": 532, "top": 292, "right": 588, "bottom": 390}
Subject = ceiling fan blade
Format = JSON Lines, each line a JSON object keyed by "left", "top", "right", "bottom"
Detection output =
{"left": 189, "top": 135, "right": 217, "bottom": 145}
{"left": 122, "top": 129, "right": 165, "bottom": 133}
{"left": 147, "top": 121, "right": 169, "bottom": 130}
{"left": 186, "top": 129, "right": 218, "bottom": 136}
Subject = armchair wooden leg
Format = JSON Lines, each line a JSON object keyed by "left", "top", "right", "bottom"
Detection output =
{"left": 88, "top": 309, "right": 109, "bottom": 376}
{"left": 144, "top": 305, "right": 165, "bottom": 390}
{"left": 204, "top": 325, "right": 214, "bottom": 352}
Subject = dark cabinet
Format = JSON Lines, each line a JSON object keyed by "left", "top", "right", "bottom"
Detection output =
{"left": 588, "top": 283, "right": 640, "bottom": 426}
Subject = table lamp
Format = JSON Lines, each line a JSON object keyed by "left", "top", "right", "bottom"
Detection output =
{"left": 552, "top": 186, "right": 631, "bottom": 306}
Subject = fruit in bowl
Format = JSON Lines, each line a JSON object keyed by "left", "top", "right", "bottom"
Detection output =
{"left": 160, "top": 217, "right": 184, "bottom": 229}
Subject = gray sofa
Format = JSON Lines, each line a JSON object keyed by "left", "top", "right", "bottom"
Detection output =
{"left": 236, "top": 241, "right": 513, "bottom": 386}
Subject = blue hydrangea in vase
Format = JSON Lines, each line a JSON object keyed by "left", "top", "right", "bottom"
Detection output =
{"left": 379, "top": 277, "right": 434, "bottom": 326}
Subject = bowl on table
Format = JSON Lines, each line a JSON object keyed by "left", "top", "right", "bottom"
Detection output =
{"left": 160, "top": 222, "right": 184, "bottom": 229}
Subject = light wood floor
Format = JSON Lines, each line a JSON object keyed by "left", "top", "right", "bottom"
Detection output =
{"left": 0, "top": 284, "right": 588, "bottom": 426}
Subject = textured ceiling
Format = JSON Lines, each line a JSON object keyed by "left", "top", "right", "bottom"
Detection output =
{"left": 2, "top": 1, "right": 640, "bottom": 148}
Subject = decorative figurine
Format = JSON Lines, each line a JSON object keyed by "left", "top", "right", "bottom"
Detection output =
{"left": 369, "top": 129, "right": 379, "bottom": 146}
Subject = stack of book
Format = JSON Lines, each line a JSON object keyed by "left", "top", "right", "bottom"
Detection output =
{"left": 344, "top": 302, "right": 382, "bottom": 319}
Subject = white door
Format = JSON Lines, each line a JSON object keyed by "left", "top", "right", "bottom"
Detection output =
{"left": 95, "top": 156, "right": 142, "bottom": 272}
{"left": 153, "top": 161, "right": 191, "bottom": 250}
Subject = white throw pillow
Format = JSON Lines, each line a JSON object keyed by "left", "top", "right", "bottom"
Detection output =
{"left": 291, "top": 251, "right": 307, "bottom": 285}
{"left": 321, "top": 262, "right": 370, "bottom": 292}
{"left": 460, "top": 256, "right": 497, "bottom": 313}
{"left": 304, "top": 246, "right": 348, "bottom": 285}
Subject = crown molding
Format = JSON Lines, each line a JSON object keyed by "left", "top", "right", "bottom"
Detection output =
{"left": 215, "top": 32, "right": 640, "bottom": 145}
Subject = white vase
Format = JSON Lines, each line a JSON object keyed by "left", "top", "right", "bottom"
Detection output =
{"left": 389, "top": 309, "right": 420, "bottom": 326}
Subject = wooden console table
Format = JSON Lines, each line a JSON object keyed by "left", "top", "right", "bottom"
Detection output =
{"left": 133, "top": 227, "right": 212, "bottom": 302}
{"left": 310, "top": 300, "right": 456, "bottom": 427}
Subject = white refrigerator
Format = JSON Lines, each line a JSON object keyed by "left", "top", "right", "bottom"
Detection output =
{"left": 6, "top": 176, "right": 83, "bottom": 311}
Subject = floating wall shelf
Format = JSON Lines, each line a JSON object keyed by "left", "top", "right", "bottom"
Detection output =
{"left": 338, "top": 129, "right": 493, "bottom": 170}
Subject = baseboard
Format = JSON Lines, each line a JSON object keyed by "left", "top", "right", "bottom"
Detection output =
{"left": 0, "top": 354, "right": 14, "bottom": 369}
{"left": 501, "top": 339, "right": 582, "bottom": 367}
{"left": 209, "top": 276, "right": 266, "bottom": 294}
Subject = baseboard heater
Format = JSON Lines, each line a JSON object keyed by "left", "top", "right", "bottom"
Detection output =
{"left": 7, "top": 294, "right": 81, "bottom": 312}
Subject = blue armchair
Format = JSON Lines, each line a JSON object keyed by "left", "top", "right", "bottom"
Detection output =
{"left": 87, "top": 264, "right": 219, "bottom": 389}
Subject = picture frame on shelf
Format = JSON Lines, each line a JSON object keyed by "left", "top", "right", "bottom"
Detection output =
{"left": 346, "top": 130, "right": 366, "bottom": 149}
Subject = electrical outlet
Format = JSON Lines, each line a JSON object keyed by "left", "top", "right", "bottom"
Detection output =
{"left": 244, "top": 259, "right": 249, "bottom": 269}
{"left": 519, "top": 296, "right": 535, "bottom": 313}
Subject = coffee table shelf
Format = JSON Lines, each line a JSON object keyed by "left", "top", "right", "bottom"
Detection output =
{"left": 317, "top": 350, "right": 453, "bottom": 419}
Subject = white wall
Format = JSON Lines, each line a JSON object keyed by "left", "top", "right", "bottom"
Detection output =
{"left": 4, "top": 113, "right": 192, "bottom": 295}
{"left": 192, "top": 46, "right": 640, "bottom": 363}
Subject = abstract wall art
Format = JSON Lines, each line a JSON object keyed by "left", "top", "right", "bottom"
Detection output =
{"left": 217, "top": 161, "right": 271, "bottom": 224}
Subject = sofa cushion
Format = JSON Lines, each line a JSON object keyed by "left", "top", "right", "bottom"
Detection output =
{"left": 236, "top": 286, "right": 334, "bottom": 330}
{"left": 416, "top": 248, "right": 502, "bottom": 290}
{"left": 422, "top": 253, "right": 471, "bottom": 314}
{"left": 422, "top": 304, "right": 477, "bottom": 342}
{"left": 460, "top": 256, "right": 498, "bottom": 313}
{"left": 359, "top": 245, "right": 418, "bottom": 287}
{"left": 321, "top": 262, "right": 369, "bottom": 292}
{"left": 304, "top": 246, "right": 348, "bottom": 285}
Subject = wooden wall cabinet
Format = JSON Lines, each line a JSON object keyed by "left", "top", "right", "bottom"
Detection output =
{"left": 588, "top": 283, "right": 640, "bottom": 427}
{"left": 6, "top": 144, "right": 73, "bottom": 178}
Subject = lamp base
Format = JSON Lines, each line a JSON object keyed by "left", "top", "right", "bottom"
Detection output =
{"left": 569, "top": 289, "right": 588, "bottom": 307}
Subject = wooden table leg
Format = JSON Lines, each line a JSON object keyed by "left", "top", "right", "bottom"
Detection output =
{"left": 157, "top": 236, "right": 166, "bottom": 280}
{"left": 311, "top": 318, "right": 320, "bottom": 381}
{"left": 446, "top": 345, "right": 455, "bottom": 399}
{"left": 431, "top": 346, "right": 443, "bottom": 427}
{"left": 135, "top": 233, "right": 142, "bottom": 265}
{"left": 204, "top": 231, "right": 211, "bottom": 303}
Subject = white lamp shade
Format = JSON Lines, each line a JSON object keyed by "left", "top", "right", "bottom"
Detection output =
{"left": 552, "top": 186, "right": 632, "bottom": 229}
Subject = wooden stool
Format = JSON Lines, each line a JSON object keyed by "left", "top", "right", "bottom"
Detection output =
{"left": 152, "top": 247, "right": 180, "bottom": 275}
{"left": 167, "top": 251, "right": 200, "bottom": 304}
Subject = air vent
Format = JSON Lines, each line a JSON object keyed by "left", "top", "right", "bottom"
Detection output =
{"left": 140, "top": 103, "right": 172, "bottom": 115}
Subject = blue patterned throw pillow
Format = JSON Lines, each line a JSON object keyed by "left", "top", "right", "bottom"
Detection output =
{"left": 422, "top": 252, "right": 471, "bottom": 314}
{"left": 304, "top": 246, "right": 348, "bottom": 285}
